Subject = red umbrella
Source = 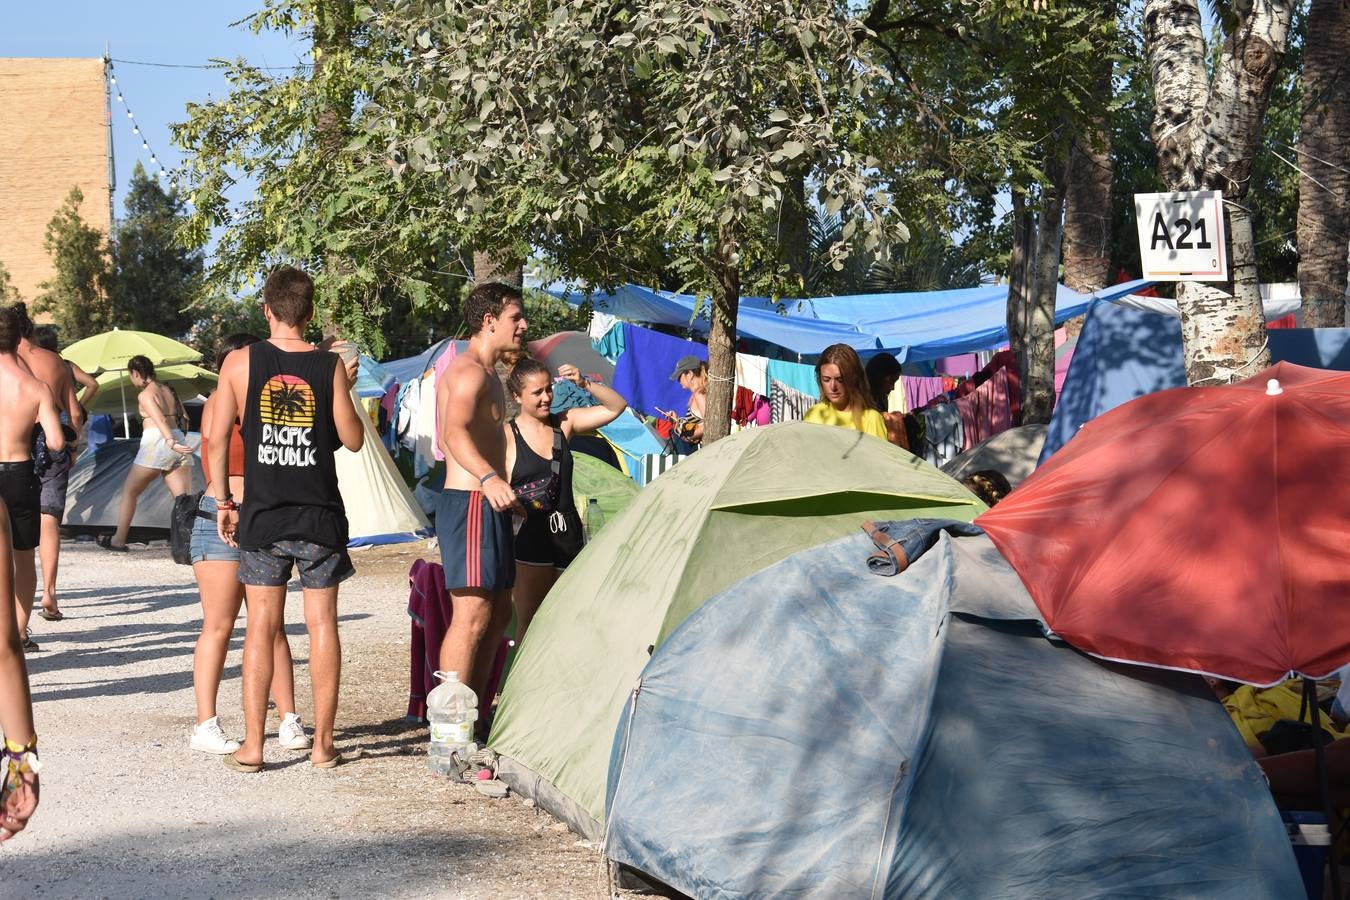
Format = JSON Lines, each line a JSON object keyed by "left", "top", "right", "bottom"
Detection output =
{"left": 978, "top": 361, "right": 1350, "bottom": 687}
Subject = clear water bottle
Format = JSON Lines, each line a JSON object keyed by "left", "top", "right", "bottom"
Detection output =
{"left": 426, "top": 670, "right": 478, "bottom": 776}
{"left": 585, "top": 498, "right": 605, "bottom": 542}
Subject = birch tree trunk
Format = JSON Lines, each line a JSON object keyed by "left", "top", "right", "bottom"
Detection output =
{"left": 1024, "top": 180, "right": 1066, "bottom": 425}
{"left": 1143, "top": 0, "right": 1293, "bottom": 384}
{"left": 1295, "top": 0, "right": 1350, "bottom": 328}
{"left": 702, "top": 228, "right": 740, "bottom": 445}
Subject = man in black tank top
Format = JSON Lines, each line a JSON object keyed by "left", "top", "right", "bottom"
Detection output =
{"left": 207, "top": 267, "right": 365, "bottom": 772}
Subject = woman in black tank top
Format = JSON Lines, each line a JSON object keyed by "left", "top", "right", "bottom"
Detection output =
{"left": 503, "top": 358, "right": 629, "bottom": 643}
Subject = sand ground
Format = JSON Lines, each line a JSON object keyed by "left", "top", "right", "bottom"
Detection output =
{"left": 5, "top": 539, "right": 608, "bottom": 899}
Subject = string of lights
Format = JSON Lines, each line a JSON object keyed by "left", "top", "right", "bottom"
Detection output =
{"left": 105, "top": 59, "right": 189, "bottom": 198}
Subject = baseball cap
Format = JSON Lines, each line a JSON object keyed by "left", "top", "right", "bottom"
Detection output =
{"left": 669, "top": 355, "right": 704, "bottom": 381}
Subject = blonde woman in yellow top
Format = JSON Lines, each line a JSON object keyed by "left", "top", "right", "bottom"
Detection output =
{"left": 804, "top": 344, "right": 888, "bottom": 439}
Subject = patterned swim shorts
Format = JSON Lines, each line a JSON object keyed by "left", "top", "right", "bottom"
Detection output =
{"left": 238, "top": 540, "right": 354, "bottom": 589}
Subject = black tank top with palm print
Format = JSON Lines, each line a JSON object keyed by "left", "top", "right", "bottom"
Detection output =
{"left": 237, "top": 341, "right": 347, "bottom": 549}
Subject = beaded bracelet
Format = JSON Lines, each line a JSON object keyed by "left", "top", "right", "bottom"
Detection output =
{"left": 3, "top": 735, "right": 41, "bottom": 790}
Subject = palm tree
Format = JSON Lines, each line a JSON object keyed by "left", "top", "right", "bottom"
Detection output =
{"left": 801, "top": 209, "right": 982, "bottom": 297}
{"left": 1295, "top": 0, "right": 1350, "bottom": 327}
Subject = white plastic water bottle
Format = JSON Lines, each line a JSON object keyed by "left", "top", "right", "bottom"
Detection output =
{"left": 426, "top": 670, "right": 478, "bottom": 776}
{"left": 585, "top": 498, "right": 605, "bottom": 541}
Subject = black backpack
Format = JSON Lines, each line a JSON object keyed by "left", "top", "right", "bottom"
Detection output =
{"left": 170, "top": 491, "right": 206, "bottom": 565}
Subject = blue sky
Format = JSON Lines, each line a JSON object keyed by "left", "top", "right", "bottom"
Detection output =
{"left": 2, "top": 1, "right": 307, "bottom": 217}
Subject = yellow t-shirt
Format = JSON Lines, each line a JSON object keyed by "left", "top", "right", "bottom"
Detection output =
{"left": 804, "top": 402, "right": 888, "bottom": 439}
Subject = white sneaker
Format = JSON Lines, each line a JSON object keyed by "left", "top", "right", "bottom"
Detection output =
{"left": 278, "top": 712, "right": 312, "bottom": 750}
{"left": 190, "top": 717, "right": 241, "bottom": 754}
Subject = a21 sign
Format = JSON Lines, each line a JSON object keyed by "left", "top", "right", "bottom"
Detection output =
{"left": 1133, "top": 190, "right": 1228, "bottom": 282}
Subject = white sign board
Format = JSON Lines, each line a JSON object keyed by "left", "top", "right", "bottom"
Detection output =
{"left": 1134, "top": 190, "right": 1228, "bottom": 281}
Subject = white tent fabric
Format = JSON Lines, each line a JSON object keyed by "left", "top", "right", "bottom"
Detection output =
{"left": 336, "top": 391, "right": 431, "bottom": 546}
{"left": 64, "top": 435, "right": 206, "bottom": 533}
{"left": 1114, "top": 283, "right": 1321, "bottom": 321}
{"left": 940, "top": 424, "right": 1047, "bottom": 489}
{"left": 65, "top": 401, "right": 429, "bottom": 546}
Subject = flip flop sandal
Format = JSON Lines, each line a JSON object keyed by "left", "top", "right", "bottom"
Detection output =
{"left": 475, "top": 779, "right": 509, "bottom": 798}
{"left": 96, "top": 536, "right": 128, "bottom": 553}
{"left": 311, "top": 747, "right": 363, "bottom": 770}
{"left": 222, "top": 754, "right": 264, "bottom": 774}
{"left": 37, "top": 609, "right": 64, "bottom": 622}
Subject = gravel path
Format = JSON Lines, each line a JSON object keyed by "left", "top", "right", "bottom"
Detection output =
{"left": 6, "top": 539, "right": 607, "bottom": 899}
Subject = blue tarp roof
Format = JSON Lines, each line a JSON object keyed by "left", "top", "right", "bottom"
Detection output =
{"left": 354, "top": 355, "right": 396, "bottom": 399}
{"left": 383, "top": 337, "right": 465, "bottom": 386}
{"left": 1042, "top": 300, "right": 1350, "bottom": 464}
{"left": 606, "top": 526, "right": 1299, "bottom": 898}
{"left": 555, "top": 280, "right": 1153, "bottom": 360}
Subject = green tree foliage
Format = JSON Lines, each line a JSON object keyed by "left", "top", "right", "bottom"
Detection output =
{"left": 803, "top": 209, "right": 981, "bottom": 296}
{"left": 1109, "top": 4, "right": 1302, "bottom": 284}
{"left": 174, "top": 1, "right": 463, "bottom": 355}
{"left": 109, "top": 163, "right": 204, "bottom": 337}
{"left": 362, "top": 0, "right": 908, "bottom": 441}
{"left": 1247, "top": 3, "right": 1305, "bottom": 283}
{"left": 864, "top": 1, "right": 1118, "bottom": 269}
{"left": 185, "top": 293, "right": 270, "bottom": 363}
{"left": 36, "top": 187, "right": 114, "bottom": 343}
{"left": 0, "top": 259, "right": 20, "bottom": 304}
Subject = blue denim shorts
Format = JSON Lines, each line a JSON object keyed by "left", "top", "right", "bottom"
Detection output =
{"left": 190, "top": 495, "right": 239, "bottom": 564}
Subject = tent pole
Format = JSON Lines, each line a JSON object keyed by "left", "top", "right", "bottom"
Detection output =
{"left": 1306, "top": 677, "right": 1343, "bottom": 900}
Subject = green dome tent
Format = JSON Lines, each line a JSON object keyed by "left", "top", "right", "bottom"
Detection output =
{"left": 571, "top": 451, "right": 639, "bottom": 537}
{"left": 489, "top": 422, "right": 986, "bottom": 838}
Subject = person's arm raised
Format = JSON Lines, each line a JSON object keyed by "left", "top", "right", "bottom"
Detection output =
{"left": 557, "top": 365, "right": 628, "bottom": 437}
{"left": 331, "top": 355, "right": 365, "bottom": 453}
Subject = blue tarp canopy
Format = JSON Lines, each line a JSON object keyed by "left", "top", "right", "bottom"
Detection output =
{"left": 556, "top": 280, "right": 1152, "bottom": 360}
{"left": 605, "top": 526, "right": 1300, "bottom": 899}
{"left": 354, "top": 355, "right": 396, "bottom": 399}
{"left": 554, "top": 284, "right": 879, "bottom": 355}
{"left": 383, "top": 337, "right": 465, "bottom": 386}
{"left": 1042, "top": 299, "right": 1350, "bottom": 463}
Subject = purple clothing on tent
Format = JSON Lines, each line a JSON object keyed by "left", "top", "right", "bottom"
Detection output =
{"left": 612, "top": 323, "right": 708, "bottom": 418}
{"left": 407, "top": 558, "right": 510, "bottom": 721}
{"left": 936, "top": 353, "right": 979, "bottom": 377}
{"left": 953, "top": 367, "right": 1012, "bottom": 451}
{"left": 903, "top": 376, "right": 947, "bottom": 412}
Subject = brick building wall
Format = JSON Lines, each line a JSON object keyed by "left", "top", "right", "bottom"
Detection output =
{"left": 0, "top": 58, "right": 112, "bottom": 305}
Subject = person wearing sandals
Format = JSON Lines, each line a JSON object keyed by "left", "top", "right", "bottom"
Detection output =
{"left": 11, "top": 305, "right": 81, "bottom": 642}
{"left": 98, "top": 355, "right": 194, "bottom": 552}
{"left": 504, "top": 358, "right": 627, "bottom": 643}
{"left": 188, "top": 333, "right": 309, "bottom": 756}
{"left": 0, "top": 306, "right": 66, "bottom": 654}
{"left": 210, "top": 267, "right": 364, "bottom": 773}
{"left": 0, "top": 500, "right": 41, "bottom": 843}
{"left": 32, "top": 326, "right": 98, "bottom": 624}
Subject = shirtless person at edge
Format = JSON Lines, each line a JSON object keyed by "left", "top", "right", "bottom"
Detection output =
{"left": 0, "top": 307, "right": 66, "bottom": 654}
{"left": 10, "top": 305, "right": 78, "bottom": 647}
{"left": 29, "top": 323, "right": 94, "bottom": 623}
{"left": 434, "top": 283, "right": 527, "bottom": 720}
